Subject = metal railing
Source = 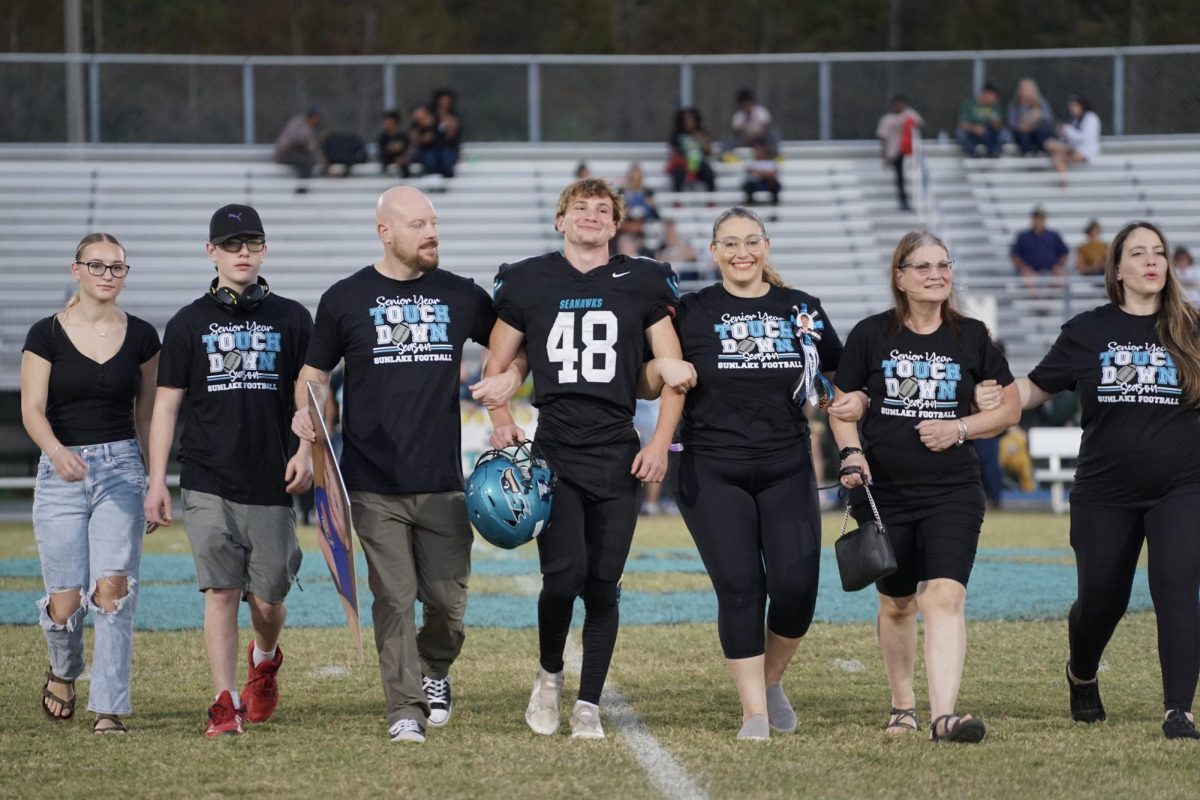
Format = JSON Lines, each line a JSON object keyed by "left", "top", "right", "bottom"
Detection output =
{"left": 1, "top": 45, "right": 1198, "bottom": 145}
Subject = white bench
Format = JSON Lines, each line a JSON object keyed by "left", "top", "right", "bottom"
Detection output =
{"left": 1029, "top": 427, "right": 1083, "bottom": 513}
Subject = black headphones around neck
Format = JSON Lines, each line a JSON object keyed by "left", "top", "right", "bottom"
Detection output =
{"left": 209, "top": 277, "right": 270, "bottom": 314}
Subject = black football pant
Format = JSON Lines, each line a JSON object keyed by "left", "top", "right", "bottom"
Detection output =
{"left": 532, "top": 437, "right": 640, "bottom": 705}
{"left": 670, "top": 447, "right": 821, "bottom": 659}
{"left": 1068, "top": 486, "right": 1200, "bottom": 711}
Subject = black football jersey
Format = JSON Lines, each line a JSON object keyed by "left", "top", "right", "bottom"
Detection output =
{"left": 494, "top": 252, "right": 679, "bottom": 446}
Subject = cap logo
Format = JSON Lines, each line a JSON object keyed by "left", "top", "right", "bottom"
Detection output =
{"left": 227, "top": 211, "right": 243, "bottom": 222}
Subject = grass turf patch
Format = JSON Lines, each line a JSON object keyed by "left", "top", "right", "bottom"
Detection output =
{"left": 1, "top": 614, "right": 1194, "bottom": 800}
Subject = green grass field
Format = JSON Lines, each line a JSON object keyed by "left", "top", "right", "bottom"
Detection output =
{"left": 1, "top": 514, "right": 1194, "bottom": 800}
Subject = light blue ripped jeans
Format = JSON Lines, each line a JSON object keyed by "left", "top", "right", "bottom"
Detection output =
{"left": 33, "top": 438, "right": 146, "bottom": 715}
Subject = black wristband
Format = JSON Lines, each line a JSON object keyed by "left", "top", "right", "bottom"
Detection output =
{"left": 838, "top": 446, "right": 864, "bottom": 460}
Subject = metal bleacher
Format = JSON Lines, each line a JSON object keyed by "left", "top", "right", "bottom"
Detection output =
{"left": 3, "top": 136, "right": 1200, "bottom": 388}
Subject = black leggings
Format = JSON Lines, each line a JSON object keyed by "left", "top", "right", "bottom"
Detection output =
{"left": 671, "top": 447, "right": 821, "bottom": 660}
{"left": 1068, "top": 487, "right": 1200, "bottom": 711}
{"left": 533, "top": 439, "right": 640, "bottom": 705}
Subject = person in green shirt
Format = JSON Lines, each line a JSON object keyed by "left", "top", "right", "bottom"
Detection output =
{"left": 956, "top": 84, "right": 1004, "bottom": 158}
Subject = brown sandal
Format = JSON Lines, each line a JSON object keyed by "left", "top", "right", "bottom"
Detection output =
{"left": 92, "top": 714, "right": 128, "bottom": 734}
{"left": 41, "top": 670, "right": 76, "bottom": 722}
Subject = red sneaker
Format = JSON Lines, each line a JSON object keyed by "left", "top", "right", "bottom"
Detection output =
{"left": 243, "top": 643, "right": 283, "bottom": 723}
{"left": 204, "top": 690, "right": 245, "bottom": 737}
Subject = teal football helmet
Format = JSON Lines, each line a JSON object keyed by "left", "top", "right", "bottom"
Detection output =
{"left": 466, "top": 442, "right": 555, "bottom": 549}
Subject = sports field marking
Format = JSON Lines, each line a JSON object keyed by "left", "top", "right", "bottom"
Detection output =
{"left": 564, "top": 636, "right": 709, "bottom": 800}
{"left": 832, "top": 658, "right": 865, "bottom": 673}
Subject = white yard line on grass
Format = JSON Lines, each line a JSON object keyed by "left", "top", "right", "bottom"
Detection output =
{"left": 563, "top": 635, "right": 709, "bottom": 800}
{"left": 497, "top": 555, "right": 707, "bottom": 800}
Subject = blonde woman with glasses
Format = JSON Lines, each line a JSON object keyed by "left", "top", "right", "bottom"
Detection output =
{"left": 648, "top": 206, "right": 843, "bottom": 739}
{"left": 21, "top": 233, "right": 160, "bottom": 734}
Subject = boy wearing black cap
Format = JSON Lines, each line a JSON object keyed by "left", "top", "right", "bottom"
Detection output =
{"left": 144, "top": 204, "right": 314, "bottom": 737}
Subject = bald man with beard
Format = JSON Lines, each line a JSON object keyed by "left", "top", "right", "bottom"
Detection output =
{"left": 294, "top": 187, "right": 525, "bottom": 743}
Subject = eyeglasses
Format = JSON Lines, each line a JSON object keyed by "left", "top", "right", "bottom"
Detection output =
{"left": 216, "top": 237, "right": 266, "bottom": 253}
{"left": 898, "top": 260, "right": 955, "bottom": 277}
{"left": 715, "top": 235, "right": 767, "bottom": 253}
{"left": 76, "top": 260, "right": 130, "bottom": 278}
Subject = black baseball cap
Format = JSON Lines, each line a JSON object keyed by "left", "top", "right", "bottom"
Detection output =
{"left": 209, "top": 204, "right": 265, "bottom": 245}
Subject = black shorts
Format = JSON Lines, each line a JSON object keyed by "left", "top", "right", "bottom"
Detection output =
{"left": 531, "top": 437, "right": 641, "bottom": 585}
{"left": 852, "top": 485, "right": 984, "bottom": 597}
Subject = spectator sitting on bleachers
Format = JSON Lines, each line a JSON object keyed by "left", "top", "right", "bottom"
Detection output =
{"left": 956, "top": 84, "right": 1004, "bottom": 158}
{"left": 666, "top": 107, "right": 716, "bottom": 192}
{"left": 726, "top": 88, "right": 779, "bottom": 153}
{"left": 655, "top": 219, "right": 698, "bottom": 265}
{"left": 610, "top": 206, "right": 655, "bottom": 258}
{"left": 378, "top": 110, "right": 412, "bottom": 177}
{"left": 411, "top": 89, "right": 461, "bottom": 179}
{"left": 619, "top": 162, "right": 659, "bottom": 220}
{"left": 321, "top": 131, "right": 367, "bottom": 177}
{"left": 1045, "top": 95, "right": 1101, "bottom": 183}
{"left": 409, "top": 103, "right": 436, "bottom": 173}
{"left": 876, "top": 93, "right": 924, "bottom": 212}
{"left": 741, "top": 141, "right": 781, "bottom": 206}
{"left": 1075, "top": 219, "right": 1108, "bottom": 276}
{"left": 1012, "top": 205, "right": 1069, "bottom": 290}
{"left": 614, "top": 230, "right": 654, "bottom": 259}
{"left": 273, "top": 107, "right": 323, "bottom": 187}
{"left": 574, "top": 161, "right": 591, "bottom": 179}
{"left": 1007, "top": 78, "right": 1055, "bottom": 156}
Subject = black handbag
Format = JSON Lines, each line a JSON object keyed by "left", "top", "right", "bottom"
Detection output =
{"left": 834, "top": 483, "right": 897, "bottom": 592}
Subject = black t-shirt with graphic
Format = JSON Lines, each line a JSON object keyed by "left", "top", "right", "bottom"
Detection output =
{"left": 1028, "top": 303, "right": 1200, "bottom": 507}
{"left": 23, "top": 314, "right": 160, "bottom": 447}
{"left": 493, "top": 252, "right": 679, "bottom": 446}
{"left": 676, "top": 283, "right": 842, "bottom": 461}
{"left": 158, "top": 292, "right": 312, "bottom": 506}
{"left": 835, "top": 310, "right": 1013, "bottom": 512}
{"left": 306, "top": 266, "right": 496, "bottom": 494}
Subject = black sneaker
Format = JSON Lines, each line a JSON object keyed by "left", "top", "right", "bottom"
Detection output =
{"left": 1163, "top": 709, "right": 1200, "bottom": 740}
{"left": 422, "top": 674, "right": 452, "bottom": 728}
{"left": 1067, "top": 662, "right": 1106, "bottom": 723}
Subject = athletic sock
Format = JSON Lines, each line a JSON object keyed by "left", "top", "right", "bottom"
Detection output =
{"left": 253, "top": 644, "right": 278, "bottom": 667}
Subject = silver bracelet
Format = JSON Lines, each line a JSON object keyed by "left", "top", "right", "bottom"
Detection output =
{"left": 955, "top": 419, "right": 969, "bottom": 446}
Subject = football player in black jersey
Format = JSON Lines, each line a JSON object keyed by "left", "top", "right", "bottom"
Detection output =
{"left": 483, "top": 178, "right": 689, "bottom": 739}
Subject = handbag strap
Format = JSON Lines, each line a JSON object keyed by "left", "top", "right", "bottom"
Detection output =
{"left": 837, "top": 479, "right": 884, "bottom": 538}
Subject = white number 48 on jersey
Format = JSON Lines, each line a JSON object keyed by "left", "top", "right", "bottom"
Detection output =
{"left": 547, "top": 310, "right": 618, "bottom": 383}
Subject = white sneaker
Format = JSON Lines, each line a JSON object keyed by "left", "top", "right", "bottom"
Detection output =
{"left": 570, "top": 701, "right": 605, "bottom": 739}
{"left": 422, "top": 674, "right": 452, "bottom": 727}
{"left": 525, "top": 668, "right": 563, "bottom": 735}
{"left": 388, "top": 718, "right": 426, "bottom": 743}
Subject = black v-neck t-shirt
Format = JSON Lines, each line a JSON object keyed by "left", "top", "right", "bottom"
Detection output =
{"left": 23, "top": 313, "right": 161, "bottom": 446}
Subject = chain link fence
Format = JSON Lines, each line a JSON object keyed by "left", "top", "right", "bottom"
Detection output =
{"left": 0, "top": 47, "right": 1197, "bottom": 145}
